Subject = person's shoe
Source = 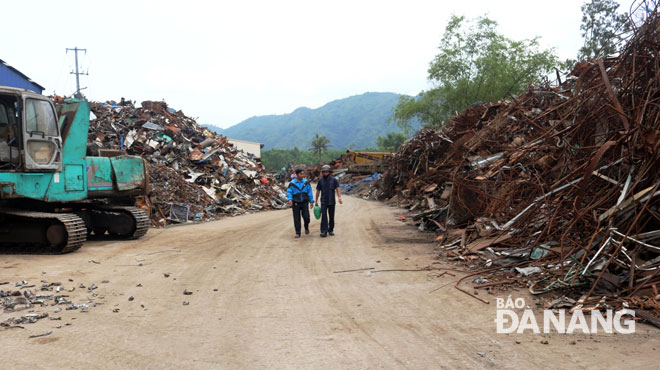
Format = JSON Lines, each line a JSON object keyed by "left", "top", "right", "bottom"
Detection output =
{"left": 329, "top": 231, "right": 335, "bottom": 236}
{"left": 305, "top": 228, "right": 310, "bottom": 235}
{"left": 320, "top": 233, "right": 327, "bottom": 237}
{"left": 295, "top": 234, "right": 301, "bottom": 238}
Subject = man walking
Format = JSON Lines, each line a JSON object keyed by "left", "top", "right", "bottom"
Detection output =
{"left": 287, "top": 169, "right": 314, "bottom": 238}
{"left": 315, "top": 165, "right": 342, "bottom": 237}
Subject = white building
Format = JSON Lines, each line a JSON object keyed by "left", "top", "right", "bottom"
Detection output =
{"left": 228, "top": 138, "right": 264, "bottom": 159}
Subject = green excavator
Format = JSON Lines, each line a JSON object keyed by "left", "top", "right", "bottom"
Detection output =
{"left": 0, "top": 86, "right": 150, "bottom": 253}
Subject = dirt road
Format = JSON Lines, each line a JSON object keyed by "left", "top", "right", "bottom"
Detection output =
{"left": 1, "top": 196, "right": 658, "bottom": 369}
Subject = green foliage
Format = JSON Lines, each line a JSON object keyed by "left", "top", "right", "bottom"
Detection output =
{"left": 578, "top": 0, "right": 631, "bottom": 61}
{"left": 261, "top": 147, "right": 378, "bottom": 171}
{"left": 392, "top": 15, "right": 558, "bottom": 129}
{"left": 390, "top": 89, "right": 444, "bottom": 133}
{"left": 377, "top": 132, "right": 406, "bottom": 152}
{"left": 310, "top": 134, "right": 331, "bottom": 161}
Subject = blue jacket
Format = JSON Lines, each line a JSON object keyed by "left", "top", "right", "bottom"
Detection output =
{"left": 287, "top": 178, "right": 314, "bottom": 203}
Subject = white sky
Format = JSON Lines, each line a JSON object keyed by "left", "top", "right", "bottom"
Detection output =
{"left": 2, "top": 0, "right": 593, "bottom": 128}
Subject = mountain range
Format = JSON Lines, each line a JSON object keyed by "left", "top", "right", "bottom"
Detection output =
{"left": 204, "top": 92, "right": 415, "bottom": 150}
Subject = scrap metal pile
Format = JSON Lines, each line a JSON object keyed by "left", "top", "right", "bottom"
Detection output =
{"left": 378, "top": 9, "right": 660, "bottom": 324}
{"left": 88, "top": 100, "right": 287, "bottom": 226}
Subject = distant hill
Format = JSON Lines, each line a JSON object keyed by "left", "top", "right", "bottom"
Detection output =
{"left": 205, "top": 92, "right": 417, "bottom": 150}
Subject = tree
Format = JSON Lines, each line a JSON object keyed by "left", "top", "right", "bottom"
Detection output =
{"left": 391, "top": 15, "right": 557, "bottom": 129}
{"left": 577, "top": 0, "right": 631, "bottom": 61}
{"left": 377, "top": 132, "right": 407, "bottom": 152}
{"left": 390, "top": 89, "right": 445, "bottom": 133}
{"left": 261, "top": 148, "right": 348, "bottom": 171}
{"left": 309, "top": 134, "right": 330, "bottom": 161}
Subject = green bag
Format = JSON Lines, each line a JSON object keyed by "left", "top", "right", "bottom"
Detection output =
{"left": 314, "top": 205, "right": 321, "bottom": 220}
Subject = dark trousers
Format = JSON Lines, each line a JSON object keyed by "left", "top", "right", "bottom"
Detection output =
{"left": 292, "top": 202, "right": 310, "bottom": 235}
{"left": 320, "top": 203, "right": 335, "bottom": 234}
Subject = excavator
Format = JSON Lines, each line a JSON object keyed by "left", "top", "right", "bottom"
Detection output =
{"left": 0, "top": 86, "right": 149, "bottom": 253}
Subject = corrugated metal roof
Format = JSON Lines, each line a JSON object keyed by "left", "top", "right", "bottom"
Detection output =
{"left": 0, "top": 58, "right": 45, "bottom": 91}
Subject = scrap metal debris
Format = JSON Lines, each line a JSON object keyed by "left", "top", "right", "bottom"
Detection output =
{"left": 28, "top": 331, "right": 52, "bottom": 339}
{"left": 333, "top": 267, "right": 376, "bottom": 274}
{"left": 86, "top": 99, "right": 287, "bottom": 226}
{"left": 2, "top": 279, "right": 105, "bottom": 330}
{"left": 291, "top": 151, "right": 389, "bottom": 201}
{"left": 371, "top": 6, "right": 660, "bottom": 326}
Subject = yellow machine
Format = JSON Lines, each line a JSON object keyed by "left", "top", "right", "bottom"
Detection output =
{"left": 345, "top": 150, "right": 393, "bottom": 174}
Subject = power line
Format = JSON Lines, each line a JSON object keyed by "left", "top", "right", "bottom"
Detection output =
{"left": 66, "top": 47, "right": 88, "bottom": 98}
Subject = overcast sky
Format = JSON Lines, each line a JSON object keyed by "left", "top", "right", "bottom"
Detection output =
{"left": 3, "top": 0, "right": 600, "bottom": 128}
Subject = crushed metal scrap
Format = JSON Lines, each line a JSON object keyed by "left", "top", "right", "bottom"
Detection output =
{"left": 374, "top": 7, "right": 660, "bottom": 326}
{"left": 1, "top": 279, "right": 99, "bottom": 330}
{"left": 87, "top": 99, "right": 287, "bottom": 226}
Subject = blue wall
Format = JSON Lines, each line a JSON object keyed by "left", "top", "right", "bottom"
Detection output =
{"left": 0, "top": 63, "right": 43, "bottom": 93}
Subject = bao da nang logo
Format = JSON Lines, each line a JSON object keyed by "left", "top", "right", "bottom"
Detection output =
{"left": 495, "top": 296, "right": 635, "bottom": 334}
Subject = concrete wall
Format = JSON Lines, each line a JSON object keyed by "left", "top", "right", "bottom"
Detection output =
{"left": 228, "top": 139, "right": 262, "bottom": 158}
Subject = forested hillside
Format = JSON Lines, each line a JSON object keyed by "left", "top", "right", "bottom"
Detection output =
{"left": 205, "top": 92, "right": 416, "bottom": 149}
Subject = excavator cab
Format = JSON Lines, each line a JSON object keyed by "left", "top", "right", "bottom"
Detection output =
{"left": 0, "top": 89, "right": 62, "bottom": 172}
{"left": 0, "top": 94, "right": 20, "bottom": 168}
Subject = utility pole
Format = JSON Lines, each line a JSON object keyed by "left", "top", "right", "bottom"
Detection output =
{"left": 66, "top": 47, "right": 88, "bottom": 97}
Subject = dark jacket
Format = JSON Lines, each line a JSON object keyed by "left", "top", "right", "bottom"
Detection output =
{"left": 317, "top": 175, "right": 339, "bottom": 205}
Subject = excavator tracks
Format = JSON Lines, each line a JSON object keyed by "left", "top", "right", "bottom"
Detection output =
{"left": 108, "top": 206, "right": 150, "bottom": 239}
{"left": 0, "top": 210, "right": 87, "bottom": 254}
{"left": 0, "top": 206, "right": 149, "bottom": 253}
{"left": 86, "top": 205, "right": 150, "bottom": 240}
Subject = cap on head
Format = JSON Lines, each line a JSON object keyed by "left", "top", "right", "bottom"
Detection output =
{"left": 321, "top": 165, "right": 331, "bottom": 172}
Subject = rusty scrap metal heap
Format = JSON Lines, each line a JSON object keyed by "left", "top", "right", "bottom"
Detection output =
{"left": 379, "top": 9, "right": 660, "bottom": 323}
{"left": 88, "top": 100, "right": 286, "bottom": 225}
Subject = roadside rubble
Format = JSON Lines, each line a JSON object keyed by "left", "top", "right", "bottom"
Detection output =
{"left": 376, "top": 9, "right": 660, "bottom": 326}
{"left": 87, "top": 99, "right": 287, "bottom": 226}
{"left": 1, "top": 279, "right": 103, "bottom": 331}
{"left": 300, "top": 150, "right": 391, "bottom": 182}
{"left": 340, "top": 172, "right": 382, "bottom": 200}
{"left": 299, "top": 150, "right": 386, "bottom": 200}
{"left": 295, "top": 153, "right": 352, "bottom": 182}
